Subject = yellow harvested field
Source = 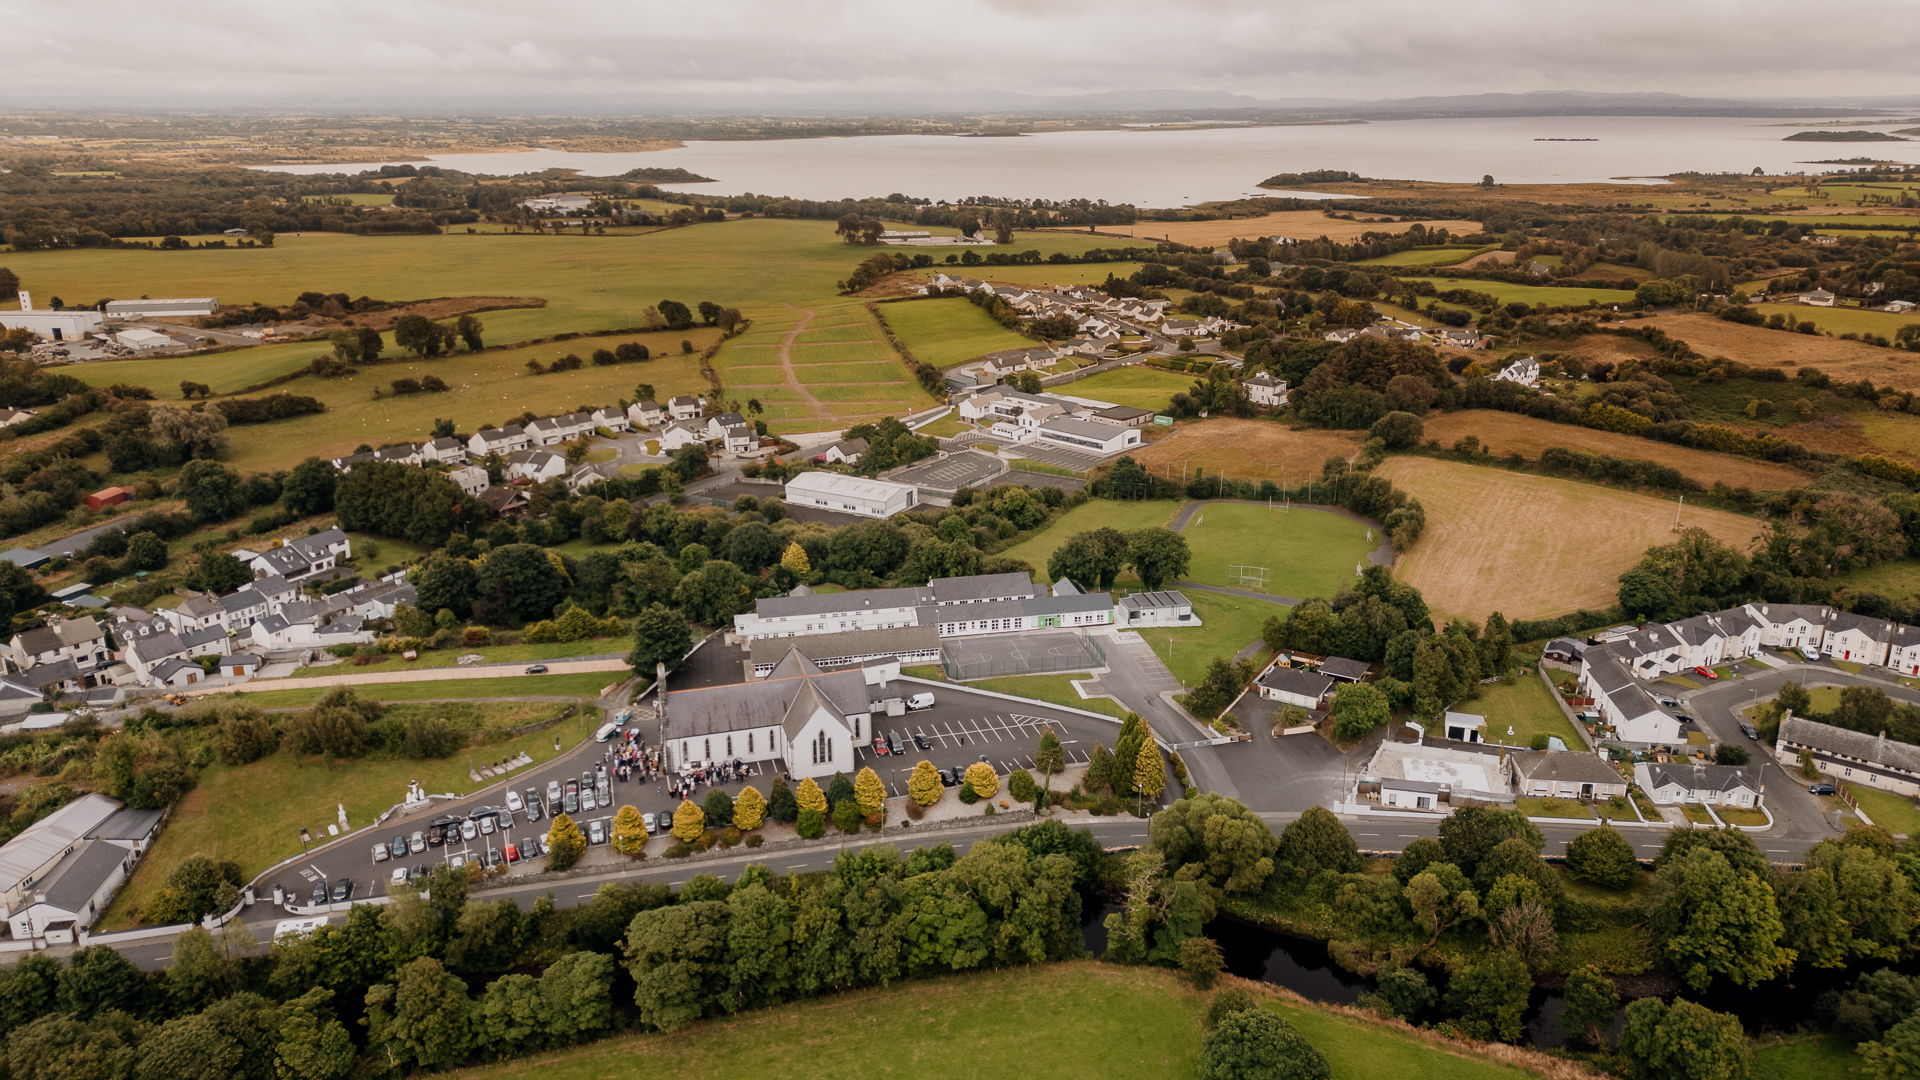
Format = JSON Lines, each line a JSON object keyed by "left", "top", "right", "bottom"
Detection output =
{"left": 1376, "top": 457, "right": 1763, "bottom": 622}
{"left": 1130, "top": 419, "right": 1364, "bottom": 483}
{"left": 1645, "top": 313, "right": 1920, "bottom": 390}
{"left": 1420, "top": 411, "right": 1812, "bottom": 490}
{"left": 1088, "top": 210, "right": 1483, "bottom": 247}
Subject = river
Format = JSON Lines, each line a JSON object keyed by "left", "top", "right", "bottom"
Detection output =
{"left": 256, "top": 116, "right": 1920, "bottom": 206}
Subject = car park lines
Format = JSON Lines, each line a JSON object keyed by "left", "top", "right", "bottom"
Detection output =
{"left": 857, "top": 711, "right": 1097, "bottom": 795}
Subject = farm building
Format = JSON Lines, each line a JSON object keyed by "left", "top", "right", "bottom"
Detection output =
{"left": 84, "top": 486, "right": 135, "bottom": 511}
{"left": 0, "top": 308, "right": 103, "bottom": 341}
{"left": 104, "top": 298, "right": 218, "bottom": 318}
{"left": 113, "top": 328, "right": 173, "bottom": 351}
{"left": 783, "top": 471, "right": 917, "bottom": 519}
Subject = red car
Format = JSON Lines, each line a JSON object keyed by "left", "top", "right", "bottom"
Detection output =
{"left": 1693, "top": 666, "right": 1719, "bottom": 680}
{"left": 504, "top": 843, "right": 520, "bottom": 864}
{"left": 872, "top": 735, "right": 890, "bottom": 755}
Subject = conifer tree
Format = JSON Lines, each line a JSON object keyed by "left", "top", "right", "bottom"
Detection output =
{"left": 1086, "top": 742, "right": 1115, "bottom": 793}
{"left": 546, "top": 813, "right": 586, "bottom": 871}
{"left": 670, "top": 799, "right": 706, "bottom": 843}
{"left": 610, "top": 805, "right": 647, "bottom": 856}
{"left": 733, "top": 785, "right": 767, "bottom": 831}
{"left": 796, "top": 777, "right": 828, "bottom": 813}
{"left": 780, "top": 542, "right": 810, "bottom": 576}
{"left": 964, "top": 761, "right": 999, "bottom": 799}
{"left": 1134, "top": 738, "right": 1166, "bottom": 813}
{"left": 908, "top": 760, "right": 943, "bottom": 806}
{"left": 854, "top": 766, "right": 888, "bottom": 821}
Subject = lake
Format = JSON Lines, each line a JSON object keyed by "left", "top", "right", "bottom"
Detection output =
{"left": 257, "top": 115, "right": 1920, "bottom": 206}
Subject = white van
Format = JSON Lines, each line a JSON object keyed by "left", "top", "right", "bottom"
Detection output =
{"left": 594, "top": 721, "right": 620, "bottom": 742}
{"left": 906, "top": 692, "right": 936, "bottom": 711}
{"left": 274, "top": 916, "right": 330, "bottom": 942}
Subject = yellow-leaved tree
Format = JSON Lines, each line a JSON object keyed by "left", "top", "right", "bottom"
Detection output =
{"left": 964, "top": 761, "right": 999, "bottom": 800}
{"left": 546, "top": 813, "right": 586, "bottom": 871}
{"left": 670, "top": 799, "right": 706, "bottom": 843}
{"left": 610, "top": 805, "right": 647, "bottom": 856}
{"left": 1134, "top": 738, "right": 1166, "bottom": 811}
{"left": 796, "top": 777, "right": 828, "bottom": 814}
{"left": 734, "top": 785, "right": 767, "bottom": 831}
{"left": 853, "top": 766, "right": 888, "bottom": 822}
{"left": 781, "top": 542, "right": 810, "bottom": 576}
{"left": 907, "top": 760, "right": 943, "bottom": 806}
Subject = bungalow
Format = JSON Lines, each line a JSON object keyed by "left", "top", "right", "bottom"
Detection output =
{"left": 1509, "top": 750, "right": 1628, "bottom": 801}
{"left": 0, "top": 407, "right": 37, "bottom": 428}
{"left": 146, "top": 657, "right": 205, "bottom": 688}
{"left": 1542, "top": 638, "right": 1587, "bottom": 664}
{"left": 1162, "top": 318, "right": 1204, "bottom": 338}
{"left": 565, "top": 463, "right": 621, "bottom": 495}
{"left": 627, "top": 400, "right": 666, "bottom": 428}
{"left": 1437, "top": 329, "right": 1487, "bottom": 350}
{"left": 1318, "top": 657, "right": 1371, "bottom": 684}
{"left": 420, "top": 437, "right": 468, "bottom": 465}
{"left": 448, "top": 465, "right": 490, "bottom": 496}
{"left": 468, "top": 425, "right": 530, "bottom": 457}
{"left": 1799, "top": 288, "right": 1837, "bottom": 307}
{"left": 1242, "top": 371, "right": 1289, "bottom": 407}
{"left": 504, "top": 449, "right": 568, "bottom": 483}
{"left": 657, "top": 421, "right": 706, "bottom": 451}
{"left": 1634, "top": 762, "right": 1763, "bottom": 808}
{"left": 1324, "top": 328, "right": 1363, "bottom": 344}
{"left": 1885, "top": 300, "right": 1918, "bottom": 314}
{"left": 592, "top": 406, "right": 630, "bottom": 433}
{"left": 667, "top": 395, "right": 703, "bottom": 421}
{"left": 1257, "top": 665, "right": 1334, "bottom": 710}
{"left": 1090, "top": 405, "right": 1154, "bottom": 428}
{"left": 1491, "top": 357, "right": 1540, "bottom": 388}
{"left": 819, "top": 438, "right": 868, "bottom": 465}
{"left": 371, "top": 444, "right": 421, "bottom": 466}
{"left": 1778, "top": 715, "right": 1920, "bottom": 796}
{"left": 10, "top": 660, "right": 83, "bottom": 699}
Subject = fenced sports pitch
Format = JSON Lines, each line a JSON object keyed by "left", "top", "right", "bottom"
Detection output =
{"left": 940, "top": 630, "right": 1108, "bottom": 681}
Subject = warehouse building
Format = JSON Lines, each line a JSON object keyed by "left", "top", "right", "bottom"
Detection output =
{"left": 104, "top": 298, "right": 219, "bottom": 318}
{"left": 783, "top": 471, "right": 918, "bottom": 519}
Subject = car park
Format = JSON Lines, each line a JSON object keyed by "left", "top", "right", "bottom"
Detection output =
{"left": 505, "top": 790, "right": 524, "bottom": 814}
{"left": 410, "top": 831, "right": 426, "bottom": 854}
{"left": 460, "top": 820, "right": 477, "bottom": 841}
{"left": 547, "top": 780, "right": 563, "bottom": 804}
{"left": 1810, "top": 783, "right": 1837, "bottom": 796}
{"left": 330, "top": 878, "right": 353, "bottom": 903}
{"left": 391, "top": 866, "right": 409, "bottom": 885}
{"left": 907, "top": 692, "right": 935, "bottom": 711}
{"left": 525, "top": 664, "right": 548, "bottom": 674}
{"left": 589, "top": 819, "right": 606, "bottom": 845}
{"left": 310, "top": 881, "right": 329, "bottom": 906}
{"left": 525, "top": 790, "right": 542, "bottom": 821}
{"left": 391, "top": 835, "right": 408, "bottom": 859}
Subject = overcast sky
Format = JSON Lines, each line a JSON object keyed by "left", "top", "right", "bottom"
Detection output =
{"left": 7, "top": 0, "right": 1919, "bottom": 110}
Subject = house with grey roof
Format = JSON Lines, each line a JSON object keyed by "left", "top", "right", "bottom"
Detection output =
{"left": 627, "top": 400, "right": 665, "bottom": 427}
{"left": 1777, "top": 715, "right": 1920, "bottom": 797}
{"left": 8, "top": 617, "right": 110, "bottom": 677}
{"left": 125, "top": 632, "right": 193, "bottom": 686}
{"left": 662, "top": 648, "right": 879, "bottom": 781}
{"left": 505, "top": 448, "right": 568, "bottom": 483}
{"left": 1822, "top": 612, "right": 1896, "bottom": 666}
{"left": 1634, "top": 761, "right": 1763, "bottom": 808}
{"left": 468, "top": 424, "right": 530, "bottom": 457}
{"left": 1508, "top": 750, "right": 1628, "bottom": 801}
{"left": 420, "top": 437, "right": 468, "bottom": 464}
{"left": 592, "top": 406, "right": 630, "bottom": 433}
{"left": 158, "top": 594, "right": 226, "bottom": 634}
{"left": 1579, "top": 652, "right": 1681, "bottom": 746}
{"left": 1257, "top": 665, "right": 1334, "bottom": 710}
{"left": 0, "top": 792, "right": 124, "bottom": 937}
{"left": 527, "top": 411, "right": 595, "bottom": 446}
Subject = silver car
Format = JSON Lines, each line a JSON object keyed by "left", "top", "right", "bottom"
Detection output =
{"left": 580, "top": 789, "right": 596, "bottom": 812}
{"left": 409, "top": 831, "right": 426, "bottom": 854}
{"left": 588, "top": 819, "right": 606, "bottom": 845}
{"left": 547, "top": 780, "right": 562, "bottom": 804}
{"left": 460, "top": 820, "right": 477, "bottom": 842}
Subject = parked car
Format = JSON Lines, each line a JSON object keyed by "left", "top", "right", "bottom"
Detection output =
{"left": 564, "top": 791, "right": 579, "bottom": 815}
{"left": 1657, "top": 696, "right": 1681, "bottom": 708}
{"left": 525, "top": 836, "right": 545, "bottom": 859}
{"left": 485, "top": 849, "right": 503, "bottom": 868}
{"left": 1739, "top": 722, "right": 1760, "bottom": 740}
{"left": 595, "top": 779, "right": 610, "bottom": 804}
{"left": 525, "top": 789, "right": 542, "bottom": 822}
{"left": 547, "top": 780, "right": 563, "bottom": 804}
{"left": 478, "top": 814, "right": 496, "bottom": 835}
{"left": 449, "top": 854, "right": 467, "bottom": 870}
{"left": 391, "top": 835, "right": 408, "bottom": 859}
{"left": 410, "top": 865, "right": 429, "bottom": 887}
{"left": 580, "top": 789, "right": 596, "bottom": 812}
{"left": 907, "top": 692, "right": 936, "bottom": 711}
{"left": 581, "top": 771, "right": 594, "bottom": 792}
{"left": 525, "top": 664, "right": 548, "bottom": 674}
{"left": 643, "top": 811, "right": 657, "bottom": 834}
{"left": 390, "top": 866, "right": 409, "bottom": 885}
{"left": 427, "top": 823, "right": 445, "bottom": 846}
{"left": 330, "top": 878, "right": 353, "bottom": 903}
{"left": 1810, "top": 783, "right": 1837, "bottom": 796}
{"left": 311, "top": 881, "right": 328, "bottom": 906}
{"left": 373, "top": 843, "right": 390, "bottom": 863}
{"left": 938, "top": 767, "right": 958, "bottom": 787}
{"left": 505, "top": 843, "right": 520, "bottom": 864}
{"left": 913, "top": 733, "right": 930, "bottom": 751}
{"left": 505, "top": 790, "right": 524, "bottom": 814}
{"left": 872, "top": 735, "right": 890, "bottom": 756}
{"left": 409, "top": 831, "right": 425, "bottom": 854}
{"left": 886, "top": 732, "right": 901, "bottom": 755}
{"left": 460, "top": 820, "right": 477, "bottom": 841}
{"left": 1693, "top": 666, "right": 1720, "bottom": 680}
{"left": 589, "top": 819, "right": 606, "bottom": 845}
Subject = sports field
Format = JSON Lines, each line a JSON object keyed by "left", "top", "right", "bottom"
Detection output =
{"left": 1180, "top": 502, "right": 1377, "bottom": 601}
{"left": 880, "top": 297, "right": 1034, "bottom": 369}
{"left": 1131, "top": 418, "right": 1363, "bottom": 486}
{"left": 996, "top": 497, "right": 1181, "bottom": 581}
{"left": 1419, "top": 410, "right": 1812, "bottom": 490}
{"left": 1063, "top": 366, "right": 1195, "bottom": 411}
{"left": 1375, "top": 457, "right": 1763, "bottom": 622}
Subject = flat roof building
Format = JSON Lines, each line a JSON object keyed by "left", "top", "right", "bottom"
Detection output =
{"left": 783, "top": 471, "right": 917, "bottom": 519}
{"left": 1034, "top": 416, "right": 1141, "bottom": 455}
{"left": 104, "top": 298, "right": 218, "bottom": 318}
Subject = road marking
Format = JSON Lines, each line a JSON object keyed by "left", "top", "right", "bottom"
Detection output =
{"left": 1357, "top": 832, "right": 1380, "bottom": 837}
{"left": 1397, "top": 834, "right": 1422, "bottom": 838}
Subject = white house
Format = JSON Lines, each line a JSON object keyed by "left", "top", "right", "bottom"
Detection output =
{"left": 0, "top": 407, "right": 36, "bottom": 428}
{"left": 705, "top": 412, "right": 748, "bottom": 440}
{"left": 819, "top": 438, "right": 868, "bottom": 465}
{"left": 628, "top": 400, "right": 666, "bottom": 427}
{"left": 667, "top": 395, "right": 703, "bottom": 421}
{"left": 661, "top": 648, "right": 877, "bottom": 782}
{"left": 1779, "top": 715, "right": 1920, "bottom": 796}
{"left": 784, "top": 471, "right": 917, "bottom": 519}
{"left": 1162, "top": 318, "right": 1203, "bottom": 337}
{"left": 1743, "top": 603, "right": 1830, "bottom": 653}
{"left": 1243, "top": 371, "right": 1289, "bottom": 407}
{"left": 1034, "top": 416, "right": 1140, "bottom": 456}
{"left": 1580, "top": 653, "right": 1683, "bottom": 745}
{"left": 1823, "top": 612, "right": 1895, "bottom": 666}
{"left": 448, "top": 465, "right": 490, "bottom": 496}
{"left": 1256, "top": 665, "right": 1334, "bottom": 710}
{"left": 1799, "top": 288, "right": 1837, "bottom": 307}
{"left": 9, "top": 618, "right": 110, "bottom": 678}
{"left": 1444, "top": 711, "right": 1488, "bottom": 743}
{"left": 420, "top": 438, "right": 468, "bottom": 465}
{"left": 657, "top": 421, "right": 706, "bottom": 451}
{"left": 125, "top": 633, "right": 193, "bottom": 687}
{"left": 220, "top": 654, "right": 263, "bottom": 679}
{"left": 1634, "top": 762, "right": 1763, "bottom": 808}
{"left": 1888, "top": 624, "right": 1920, "bottom": 677}
{"left": 1491, "top": 356, "right": 1540, "bottom": 388}
{"left": 527, "top": 412, "right": 594, "bottom": 446}
{"left": 592, "top": 406, "right": 630, "bottom": 433}
{"left": 1116, "top": 590, "right": 1199, "bottom": 628}
{"left": 469, "top": 425, "right": 531, "bottom": 457}
{"left": 504, "top": 449, "right": 568, "bottom": 483}
{"left": 720, "top": 424, "right": 759, "bottom": 456}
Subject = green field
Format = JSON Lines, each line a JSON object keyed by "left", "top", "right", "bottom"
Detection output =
{"left": 1753, "top": 1034, "right": 1862, "bottom": 1080}
{"left": 1068, "top": 366, "right": 1196, "bottom": 411}
{"left": 1837, "top": 559, "right": 1920, "bottom": 599}
{"left": 967, "top": 672, "right": 1128, "bottom": 719}
{"left": 881, "top": 297, "right": 1035, "bottom": 369}
{"left": 1753, "top": 303, "right": 1920, "bottom": 338}
{"left": 1152, "top": 589, "right": 1284, "bottom": 687}
{"left": 452, "top": 962, "right": 1546, "bottom": 1080}
{"left": 1459, "top": 673, "right": 1585, "bottom": 749}
{"left": 996, "top": 497, "right": 1182, "bottom": 580}
{"left": 1402, "top": 277, "right": 1632, "bottom": 308}
{"left": 1179, "top": 502, "right": 1377, "bottom": 600}
{"left": 97, "top": 699, "right": 597, "bottom": 930}
{"left": 229, "top": 670, "right": 618, "bottom": 707}
{"left": 1847, "top": 785, "right": 1920, "bottom": 835}
{"left": 1356, "top": 245, "right": 1498, "bottom": 267}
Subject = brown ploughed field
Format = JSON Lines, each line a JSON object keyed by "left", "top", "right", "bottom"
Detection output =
{"left": 1420, "top": 411, "right": 1813, "bottom": 490}
{"left": 1130, "top": 419, "right": 1364, "bottom": 484}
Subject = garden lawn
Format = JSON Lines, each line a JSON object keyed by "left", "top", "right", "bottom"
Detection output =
{"left": 1268, "top": 1001, "right": 1544, "bottom": 1080}
{"left": 1517, "top": 797, "right": 1593, "bottom": 820}
{"left": 1179, "top": 502, "right": 1377, "bottom": 601}
{"left": 96, "top": 701, "right": 596, "bottom": 930}
{"left": 1150, "top": 589, "right": 1283, "bottom": 687}
{"left": 279, "top": 638, "right": 626, "bottom": 678}
{"left": 229, "top": 671, "right": 617, "bottom": 707}
{"left": 880, "top": 297, "right": 1034, "bottom": 369}
{"left": 966, "top": 673, "right": 1127, "bottom": 719}
{"left": 1066, "top": 366, "right": 1196, "bottom": 411}
{"left": 996, "top": 498, "right": 1181, "bottom": 581}
{"left": 1847, "top": 785, "right": 1920, "bottom": 835}
{"left": 1753, "top": 1034, "right": 1862, "bottom": 1080}
{"left": 1460, "top": 675, "right": 1584, "bottom": 749}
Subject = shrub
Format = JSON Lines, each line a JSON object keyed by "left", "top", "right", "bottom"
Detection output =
{"left": 796, "top": 808, "right": 826, "bottom": 839}
{"left": 959, "top": 784, "right": 980, "bottom": 805}
{"left": 1008, "top": 769, "right": 1038, "bottom": 803}
{"left": 745, "top": 833, "right": 764, "bottom": 848}
{"left": 1566, "top": 825, "right": 1639, "bottom": 890}
{"left": 831, "top": 799, "right": 862, "bottom": 834}
{"left": 1198, "top": 1009, "right": 1330, "bottom": 1080}
{"left": 462, "top": 626, "right": 490, "bottom": 646}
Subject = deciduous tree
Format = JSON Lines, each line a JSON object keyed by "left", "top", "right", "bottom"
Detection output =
{"left": 1561, "top": 966, "right": 1620, "bottom": 1048}
{"left": 363, "top": 956, "right": 472, "bottom": 1070}
{"left": 1567, "top": 825, "right": 1639, "bottom": 890}
{"left": 1618, "top": 996, "right": 1750, "bottom": 1080}
{"left": 1127, "top": 527, "right": 1191, "bottom": 591}
{"left": 1646, "top": 845, "right": 1791, "bottom": 991}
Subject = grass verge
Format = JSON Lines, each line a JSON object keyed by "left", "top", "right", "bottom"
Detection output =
{"left": 1847, "top": 785, "right": 1920, "bottom": 835}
